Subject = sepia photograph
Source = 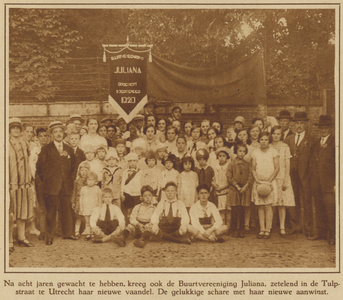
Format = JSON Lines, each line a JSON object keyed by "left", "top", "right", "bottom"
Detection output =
{"left": 2, "top": 0, "right": 339, "bottom": 280}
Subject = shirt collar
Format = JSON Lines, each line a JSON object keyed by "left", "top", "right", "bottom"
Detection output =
{"left": 54, "top": 140, "right": 63, "bottom": 147}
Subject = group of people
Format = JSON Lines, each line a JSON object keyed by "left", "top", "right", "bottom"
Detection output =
{"left": 8, "top": 102, "right": 336, "bottom": 253}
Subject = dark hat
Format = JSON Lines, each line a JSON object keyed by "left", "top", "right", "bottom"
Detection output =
{"left": 293, "top": 111, "right": 309, "bottom": 122}
{"left": 277, "top": 110, "right": 293, "bottom": 120}
{"left": 114, "top": 139, "right": 126, "bottom": 147}
{"left": 116, "top": 117, "right": 126, "bottom": 126}
{"left": 314, "top": 115, "right": 334, "bottom": 126}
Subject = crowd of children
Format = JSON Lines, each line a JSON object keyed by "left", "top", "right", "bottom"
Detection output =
{"left": 8, "top": 103, "right": 336, "bottom": 252}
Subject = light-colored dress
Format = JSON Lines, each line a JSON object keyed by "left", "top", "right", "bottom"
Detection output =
{"left": 79, "top": 185, "right": 102, "bottom": 216}
{"left": 178, "top": 171, "right": 198, "bottom": 208}
{"left": 213, "top": 161, "right": 230, "bottom": 210}
{"left": 251, "top": 147, "right": 279, "bottom": 206}
{"left": 80, "top": 134, "right": 107, "bottom": 152}
{"left": 270, "top": 142, "right": 295, "bottom": 207}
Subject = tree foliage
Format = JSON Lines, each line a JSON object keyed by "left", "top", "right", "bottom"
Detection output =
{"left": 9, "top": 9, "right": 82, "bottom": 100}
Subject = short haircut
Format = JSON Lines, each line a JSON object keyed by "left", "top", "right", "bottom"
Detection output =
{"left": 36, "top": 128, "right": 46, "bottom": 136}
{"left": 196, "top": 183, "right": 210, "bottom": 193}
{"left": 107, "top": 125, "right": 117, "bottom": 132}
{"left": 86, "top": 171, "right": 98, "bottom": 181}
{"left": 252, "top": 117, "right": 265, "bottom": 127}
{"left": 164, "top": 181, "right": 177, "bottom": 190}
{"left": 162, "top": 154, "right": 176, "bottom": 167}
{"left": 69, "top": 132, "right": 81, "bottom": 139}
{"left": 146, "top": 114, "right": 157, "bottom": 126}
{"left": 143, "top": 124, "right": 157, "bottom": 135}
{"left": 141, "top": 185, "right": 154, "bottom": 195}
{"left": 165, "top": 125, "right": 178, "bottom": 136}
{"left": 181, "top": 155, "right": 195, "bottom": 171}
{"left": 145, "top": 153, "right": 157, "bottom": 165}
{"left": 190, "top": 125, "right": 202, "bottom": 136}
{"left": 176, "top": 135, "right": 187, "bottom": 144}
{"left": 201, "top": 119, "right": 211, "bottom": 126}
{"left": 86, "top": 118, "right": 100, "bottom": 133}
{"left": 216, "top": 149, "right": 230, "bottom": 159}
{"left": 102, "top": 188, "right": 113, "bottom": 196}
{"left": 184, "top": 120, "right": 194, "bottom": 129}
{"left": 172, "top": 106, "right": 182, "bottom": 113}
{"left": 235, "top": 129, "right": 248, "bottom": 143}
{"left": 258, "top": 131, "right": 271, "bottom": 143}
{"left": 233, "top": 142, "right": 248, "bottom": 155}
{"left": 271, "top": 125, "right": 284, "bottom": 141}
{"left": 214, "top": 135, "right": 228, "bottom": 147}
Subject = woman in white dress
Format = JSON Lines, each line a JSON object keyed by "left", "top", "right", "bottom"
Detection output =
{"left": 80, "top": 118, "right": 107, "bottom": 151}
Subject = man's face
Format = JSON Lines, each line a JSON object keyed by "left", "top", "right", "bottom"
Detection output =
{"left": 66, "top": 123, "right": 76, "bottom": 136}
{"left": 107, "top": 127, "right": 116, "bottom": 139}
{"left": 23, "top": 126, "right": 34, "bottom": 142}
{"left": 294, "top": 121, "right": 307, "bottom": 133}
{"left": 52, "top": 127, "right": 64, "bottom": 142}
{"left": 165, "top": 185, "right": 176, "bottom": 200}
{"left": 147, "top": 116, "right": 156, "bottom": 126}
{"left": 73, "top": 120, "right": 82, "bottom": 133}
{"left": 118, "top": 121, "right": 127, "bottom": 132}
{"left": 258, "top": 106, "right": 267, "bottom": 118}
{"left": 102, "top": 193, "right": 113, "bottom": 205}
{"left": 145, "top": 104, "right": 155, "bottom": 115}
{"left": 320, "top": 126, "right": 332, "bottom": 138}
{"left": 172, "top": 108, "right": 181, "bottom": 120}
{"left": 135, "top": 120, "right": 143, "bottom": 130}
{"left": 69, "top": 134, "right": 80, "bottom": 148}
{"left": 279, "top": 118, "right": 290, "bottom": 131}
{"left": 234, "top": 122, "right": 243, "bottom": 131}
{"left": 201, "top": 121, "right": 210, "bottom": 135}
{"left": 37, "top": 131, "right": 48, "bottom": 146}
{"left": 198, "top": 189, "right": 209, "bottom": 203}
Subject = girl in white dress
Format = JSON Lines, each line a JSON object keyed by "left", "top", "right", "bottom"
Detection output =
{"left": 270, "top": 126, "right": 295, "bottom": 237}
{"left": 79, "top": 171, "right": 102, "bottom": 239}
{"left": 178, "top": 156, "right": 198, "bottom": 211}
{"left": 251, "top": 132, "right": 280, "bottom": 239}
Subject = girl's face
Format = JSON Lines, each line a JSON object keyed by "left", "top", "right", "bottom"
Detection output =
{"left": 128, "top": 160, "right": 138, "bottom": 169}
{"left": 79, "top": 167, "right": 88, "bottom": 178}
{"left": 254, "top": 120, "right": 263, "bottom": 130}
{"left": 106, "top": 157, "right": 118, "bottom": 167}
{"left": 249, "top": 127, "right": 260, "bottom": 141}
{"left": 157, "top": 149, "right": 167, "bottom": 159}
{"left": 259, "top": 135, "right": 270, "bottom": 149}
{"left": 146, "top": 127, "right": 155, "bottom": 139}
{"left": 97, "top": 149, "right": 106, "bottom": 160}
{"left": 207, "top": 128, "right": 217, "bottom": 140}
{"left": 10, "top": 125, "right": 21, "bottom": 138}
{"left": 184, "top": 123, "right": 192, "bottom": 135}
{"left": 237, "top": 130, "right": 248, "bottom": 142}
{"left": 214, "top": 137, "right": 224, "bottom": 149}
{"left": 237, "top": 146, "right": 247, "bottom": 159}
{"left": 116, "top": 144, "right": 126, "bottom": 155}
{"left": 165, "top": 160, "right": 174, "bottom": 170}
{"left": 226, "top": 129, "right": 236, "bottom": 142}
{"left": 198, "top": 158, "right": 207, "bottom": 168}
{"left": 86, "top": 177, "right": 96, "bottom": 186}
{"left": 165, "top": 185, "right": 177, "bottom": 200}
{"left": 85, "top": 152, "right": 95, "bottom": 161}
{"left": 176, "top": 138, "right": 186, "bottom": 152}
{"left": 98, "top": 126, "right": 107, "bottom": 137}
{"left": 142, "top": 191, "right": 153, "bottom": 205}
{"left": 183, "top": 161, "right": 192, "bottom": 171}
{"left": 218, "top": 152, "right": 228, "bottom": 164}
{"left": 157, "top": 120, "right": 166, "bottom": 132}
{"left": 167, "top": 129, "right": 176, "bottom": 142}
{"left": 212, "top": 122, "right": 221, "bottom": 133}
{"left": 134, "top": 147, "right": 144, "bottom": 157}
{"left": 191, "top": 128, "right": 201, "bottom": 140}
{"left": 88, "top": 119, "right": 98, "bottom": 134}
{"left": 147, "top": 158, "right": 156, "bottom": 168}
{"left": 272, "top": 129, "right": 282, "bottom": 143}
{"left": 80, "top": 128, "right": 87, "bottom": 136}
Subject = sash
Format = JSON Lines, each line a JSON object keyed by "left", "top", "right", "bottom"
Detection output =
{"left": 125, "top": 169, "right": 139, "bottom": 185}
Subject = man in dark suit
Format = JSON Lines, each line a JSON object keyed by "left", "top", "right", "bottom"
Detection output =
{"left": 68, "top": 132, "right": 86, "bottom": 179}
{"left": 284, "top": 111, "right": 315, "bottom": 235}
{"left": 277, "top": 110, "right": 294, "bottom": 140}
{"left": 36, "top": 121, "right": 77, "bottom": 245}
{"left": 308, "top": 115, "right": 335, "bottom": 245}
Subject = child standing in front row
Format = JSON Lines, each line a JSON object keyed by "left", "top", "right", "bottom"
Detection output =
{"left": 79, "top": 171, "right": 102, "bottom": 239}
{"left": 226, "top": 142, "right": 252, "bottom": 238}
{"left": 71, "top": 161, "right": 90, "bottom": 238}
{"left": 83, "top": 144, "right": 104, "bottom": 188}
{"left": 178, "top": 156, "right": 198, "bottom": 212}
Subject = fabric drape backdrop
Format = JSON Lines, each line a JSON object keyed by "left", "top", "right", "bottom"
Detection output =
{"left": 147, "top": 51, "right": 266, "bottom": 105}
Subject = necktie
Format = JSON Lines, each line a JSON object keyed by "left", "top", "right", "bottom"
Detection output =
{"left": 167, "top": 202, "right": 173, "bottom": 223}
{"left": 296, "top": 134, "right": 300, "bottom": 146}
{"left": 57, "top": 143, "right": 63, "bottom": 153}
{"left": 105, "top": 204, "right": 111, "bottom": 222}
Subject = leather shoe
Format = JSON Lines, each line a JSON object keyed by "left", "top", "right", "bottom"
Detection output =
{"left": 38, "top": 233, "right": 45, "bottom": 240}
{"left": 46, "top": 239, "right": 53, "bottom": 246}
{"left": 63, "top": 236, "right": 78, "bottom": 240}
{"left": 18, "top": 239, "right": 35, "bottom": 247}
{"left": 329, "top": 239, "right": 335, "bottom": 245}
{"left": 307, "top": 235, "right": 325, "bottom": 241}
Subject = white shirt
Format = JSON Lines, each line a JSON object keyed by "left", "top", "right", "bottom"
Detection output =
{"left": 320, "top": 134, "right": 330, "bottom": 146}
{"left": 295, "top": 131, "right": 305, "bottom": 146}
{"left": 90, "top": 203, "right": 125, "bottom": 232}
{"left": 54, "top": 141, "right": 64, "bottom": 151}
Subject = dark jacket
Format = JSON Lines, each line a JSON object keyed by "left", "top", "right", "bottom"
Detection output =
{"left": 36, "top": 141, "right": 76, "bottom": 196}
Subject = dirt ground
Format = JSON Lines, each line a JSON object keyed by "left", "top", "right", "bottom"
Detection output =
{"left": 9, "top": 231, "right": 336, "bottom": 269}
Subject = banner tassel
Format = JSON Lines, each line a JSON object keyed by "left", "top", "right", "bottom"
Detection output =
{"left": 149, "top": 49, "right": 152, "bottom": 62}
{"left": 103, "top": 48, "right": 106, "bottom": 62}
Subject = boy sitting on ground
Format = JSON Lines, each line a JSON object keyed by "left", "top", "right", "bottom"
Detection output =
{"left": 122, "top": 185, "right": 156, "bottom": 248}
{"left": 90, "top": 188, "right": 126, "bottom": 246}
